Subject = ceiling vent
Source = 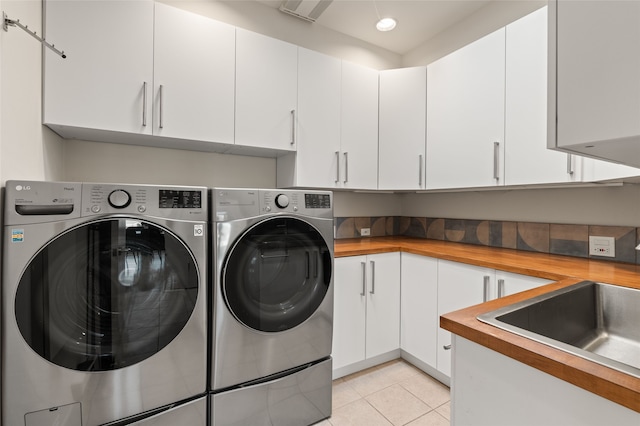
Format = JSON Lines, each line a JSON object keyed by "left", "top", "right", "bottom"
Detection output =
{"left": 279, "top": 0, "right": 333, "bottom": 23}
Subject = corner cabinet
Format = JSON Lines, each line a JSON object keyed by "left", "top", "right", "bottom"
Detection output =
{"left": 400, "top": 253, "right": 438, "bottom": 369}
{"left": 426, "top": 28, "right": 506, "bottom": 190}
{"left": 332, "top": 253, "right": 400, "bottom": 378}
{"left": 339, "top": 62, "right": 379, "bottom": 190}
{"left": 378, "top": 67, "right": 427, "bottom": 190}
{"left": 276, "top": 53, "right": 378, "bottom": 190}
{"left": 235, "top": 29, "right": 298, "bottom": 152}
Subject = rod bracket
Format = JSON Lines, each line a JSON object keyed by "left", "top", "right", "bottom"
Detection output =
{"left": 3, "top": 11, "right": 67, "bottom": 58}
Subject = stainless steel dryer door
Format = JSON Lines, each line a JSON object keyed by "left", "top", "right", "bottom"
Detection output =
{"left": 222, "top": 217, "right": 332, "bottom": 332}
{"left": 15, "top": 218, "right": 199, "bottom": 371}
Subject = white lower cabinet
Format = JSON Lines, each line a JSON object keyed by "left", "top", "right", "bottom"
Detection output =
{"left": 400, "top": 253, "right": 438, "bottom": 369}
{"left": 437, "top": 260, "right": 552, "bottom": 379}
{"left": 436, "top": 260, "right": 495, "bottom": 379}
{"left": 336, "top": 252, "right": 551, "bottom": 381}
{"left": 332, "top": 253, "right": 400, "bottom": 378}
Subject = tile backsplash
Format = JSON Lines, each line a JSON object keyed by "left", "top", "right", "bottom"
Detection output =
{"left": 335, "top": 216, "right": 640, "bottom": 265}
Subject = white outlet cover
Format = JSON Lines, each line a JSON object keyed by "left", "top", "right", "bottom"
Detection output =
{"left": 589, "top": 236, "right": 616, "bottom": 257}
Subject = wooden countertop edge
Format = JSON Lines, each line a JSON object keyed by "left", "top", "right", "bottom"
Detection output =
{"left": 335, "top": 237, "right": 640, "bottom": 413}
{"left": 441, "top": 278, "right": 640, "bottom": 413}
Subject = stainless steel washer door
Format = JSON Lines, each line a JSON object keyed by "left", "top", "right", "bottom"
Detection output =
{"left": 15, "top": 218, "right": 199, "bottom": 371}
{"left": 222, "top": 217, "right": 332, "bottom": 333}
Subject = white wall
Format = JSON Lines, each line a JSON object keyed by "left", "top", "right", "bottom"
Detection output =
{"left": 403, "top": 0, "right": 546, "bottom": 67}
{"left": 401, "top": 184, "right": 640, "bottom": 227}
{"left": 162, "top": 0, "right": 402, "bottom": 70}
{"left": 63, "top": 140, "right": 276, "bottom": 188}
{"left": 0, "top": 0, "right": 65, "bottom": 185}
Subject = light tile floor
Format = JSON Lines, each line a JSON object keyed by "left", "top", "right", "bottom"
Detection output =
{"left": 319, "top": 360, "right": 451, "bottom": 426}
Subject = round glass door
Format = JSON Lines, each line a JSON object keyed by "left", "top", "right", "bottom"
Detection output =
{"left": 222, "top": 217, "right": 332, "bottom": 333}
{"left": 15, "top": 218, "right": 199, "bottom": 372}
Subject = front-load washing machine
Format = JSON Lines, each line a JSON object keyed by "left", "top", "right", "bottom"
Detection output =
{"left": 2, "top": 181, "right": 208, "bottom": 426}
{"left": 210, "top": 188, "right": 333, "bottom": 426}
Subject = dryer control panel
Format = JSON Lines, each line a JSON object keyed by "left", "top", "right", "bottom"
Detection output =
{"left": 212, "top": 188, "right": 333, "bottom": 221}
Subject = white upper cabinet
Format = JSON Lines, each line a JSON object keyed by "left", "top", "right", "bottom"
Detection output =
{"left": 504, "top": 6, "right": 581, "bottom": 186}
{"left": 44, "top": 0, "right": 154, "bottom": 135}
{"left": 426, "top": 29, "right": 506, "bottom": 190}
{"left": 44, "top": 1, "right": 235, "bottom": 146}
{"left": 550, "top": 0, "right": 640, "bottom": 169}
{"left": 340, "top": 61, "right": 379, "bottom": 190}
{"left": 153, "top": 3, "right": 235, "bottom": 143}
{"left": 235, "top": 28, "right": 298, "bottom": 152}
{"left": 277, "top": 48, "right": 341, "bottom": 188}
{"left": 379, "top": 67, "right": 427, "bottom": 190}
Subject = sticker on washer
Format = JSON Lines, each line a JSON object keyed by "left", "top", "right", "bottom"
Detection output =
{"left": 194, "top": 224, "right": 204, "bottom": 237}
{"left": 11, "top": 229, "right": 24, "bottom": 243}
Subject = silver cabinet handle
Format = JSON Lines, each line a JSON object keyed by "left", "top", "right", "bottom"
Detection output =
{"left": 418, "top": 154, "right": 423, "bottom": 187}
{"left": 142, "top": 81, "right": 148, "bottom": 127}
{"left": 369, "top": 260, "right": 375, "bottom": 294}
{"left": 335, "top": 151, "right": 340, "bottom": 183}
{"left": 493, "top": 142, "right": 500, "bottom": 181}
{"left": 159, "top": 84, "right": 164, "bottom": 129}
{"left": 498, "top": 278, "right": 505, "bottom": 298}
{"left": 344, "top": 152, "right": 349, "bottom": 183}
{"left": 567, "top": 154, "right": 574, "bottom": 175}
{"left": 443, "top": 344, "right": 452, "bottom": 350}
{"left": 360, "top": 261, "right": 366, "bottom": 296}
{"left": 483, "top": 275, "right": 491, "bottom": 302}
{"left": 290, "top": 109, "right": 296, "bottom": 145}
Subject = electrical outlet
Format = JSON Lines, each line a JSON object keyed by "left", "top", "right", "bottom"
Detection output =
{"left": 589, "top": 236, "right": 615, "bottom": 258}
{"left": 360, "top": 228, "right": 371, "bottom": 236}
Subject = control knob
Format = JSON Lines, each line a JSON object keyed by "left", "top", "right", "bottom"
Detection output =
{"left": 108, "top": 189, "right": 132, "bottom": 208}
{"left": 274, "top": 194, "right": 289, "bottom": 209}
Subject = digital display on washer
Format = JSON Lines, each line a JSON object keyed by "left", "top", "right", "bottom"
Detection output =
{"left": 305, "top": 193, "right": 331, "bottom": 208}
{"left": 159, "top": 190, "right": 202, "bottom": 208}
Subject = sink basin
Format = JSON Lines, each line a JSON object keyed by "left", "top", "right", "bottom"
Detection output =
{"left": 478, "top": 280, "right": 640, "bottom": 378}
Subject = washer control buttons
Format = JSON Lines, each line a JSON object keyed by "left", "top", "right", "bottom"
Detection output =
{"left": 275, "top": 194, "right": 289, "bottom": 209}
{"left": 137, "top": 205, "right": 146, "bottom": 213}
{"left": 91, "top": 205, "right": 101, "bottom": 213}
{"left": 108, "top": 190, "right": 132, "bottom": 209}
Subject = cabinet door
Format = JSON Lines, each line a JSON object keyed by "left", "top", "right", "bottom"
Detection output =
{"left": 379, "top": 67, "right": 427, "bottom": 190}
{"left": 401, "top": 253, "right": 438, "bottom": 368}
{"left": 554, "top": 0, "right": 640, "bottom": 166}
{"left": 332, "top": 256, "right": 367, "bottom": 370}
{"left": 426, "top": 29, "right": 505, "bottom": 190}
{"left": 292, "top": 48, "right": 342, "bottom": 187}
{"left": 504, "top": 6, "right": 580, "bottom": 185}
{"left": 341, "top": 62, "right": 379, "bottom": 190}
{"left": 235, "top": 29, "right": 297, "bottom": 151}
{"left": 437, "top": 260, "right": 493, "bottom": 377}
{"left": 365, "top": 252, "right": 401, "bottom": 359}
{"left": 153, "top": 3, "right": 235, "bottom": 143}
{"left": 495, "top": 270, "right": 552, "bottom": 298}
{"left": 44, "top": 0, "right": 154, "bottom": 135}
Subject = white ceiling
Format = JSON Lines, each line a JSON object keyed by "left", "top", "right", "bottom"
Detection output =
{"left": 257, "top": 0, "right": 492, "bottom": 55}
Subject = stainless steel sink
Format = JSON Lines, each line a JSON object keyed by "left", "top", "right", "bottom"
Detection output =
{"left": 478, "top": 280, "right": 640, "bottom": 378}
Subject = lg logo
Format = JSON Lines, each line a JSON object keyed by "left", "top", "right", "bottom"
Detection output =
{"left": 15, "top": 185, "right": 31, "bottom": 191}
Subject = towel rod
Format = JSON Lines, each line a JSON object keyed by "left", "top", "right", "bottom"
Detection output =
{"left": 3, "top": 11, "right": 66, "bottom": 58}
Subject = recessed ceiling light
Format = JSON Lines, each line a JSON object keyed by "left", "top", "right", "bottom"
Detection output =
{"left": 376, "top": 17, "right": 397, "bottom": 32}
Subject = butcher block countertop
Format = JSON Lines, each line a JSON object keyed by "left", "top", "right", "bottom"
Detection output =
{"left": 335, "top": 237, "right": 640, "bottom": 413}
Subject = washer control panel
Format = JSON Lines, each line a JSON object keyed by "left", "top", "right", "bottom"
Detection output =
{"left": 82, "top": 184, "right": 206, "bottom": 220}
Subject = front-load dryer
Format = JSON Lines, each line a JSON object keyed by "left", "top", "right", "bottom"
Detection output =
{"left": 2, "top": 181, "right": 208, "bottom": 426}
{"left": 210, "top": 188, "right": 333, "bottom": 425}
